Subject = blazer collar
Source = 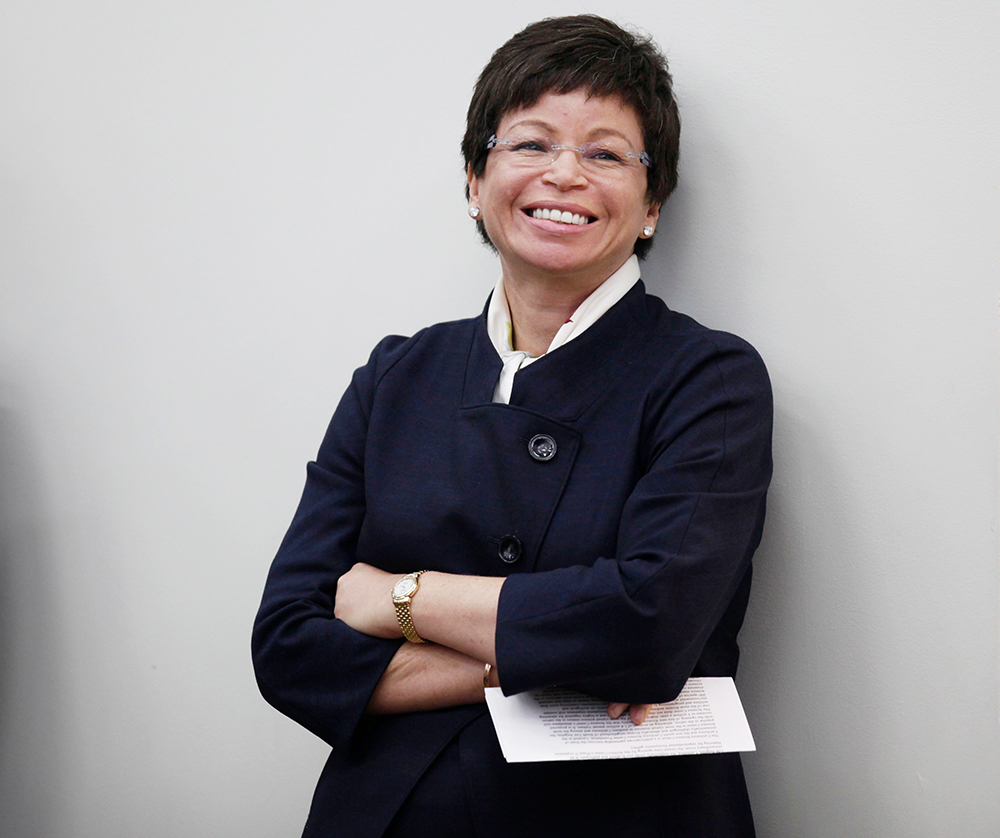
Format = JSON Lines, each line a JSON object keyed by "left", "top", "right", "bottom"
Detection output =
{"left": 462, "top": 280, "right": 655, "bottom": 422}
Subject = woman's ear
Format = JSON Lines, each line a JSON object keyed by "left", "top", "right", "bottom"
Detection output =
{"left": 467, "top": 165, "right": 480, "bottom": 204}
{"left": 645, "top": 201, "right": 661, "bottom": 228}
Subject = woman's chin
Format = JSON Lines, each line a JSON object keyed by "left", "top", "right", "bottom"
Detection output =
{"left": 505, "top": 241, "right": 630, "bottom": 285}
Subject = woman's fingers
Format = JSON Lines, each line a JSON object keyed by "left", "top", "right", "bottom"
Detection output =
{"left": 629, "top": 703, "right": 651, "bottom": 725}
{"left": 606, "top": 702, "right": 652, "bottom": 724}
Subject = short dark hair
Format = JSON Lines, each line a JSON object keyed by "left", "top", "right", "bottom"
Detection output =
{"left": 462, "top": 15, "right": 680, "bottom": 260}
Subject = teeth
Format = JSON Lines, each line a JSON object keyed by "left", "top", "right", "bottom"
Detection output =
{"left": 531, "top": 208, "right": 590, "bottom": 226}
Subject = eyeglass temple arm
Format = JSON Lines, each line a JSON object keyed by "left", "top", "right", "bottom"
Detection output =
{"left": 484, "top": 134, "right": 651, "bottom": 168}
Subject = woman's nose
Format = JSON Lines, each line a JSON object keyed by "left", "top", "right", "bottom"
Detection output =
{"left": 543, "top": 149, "right": 588, "bottom": 187}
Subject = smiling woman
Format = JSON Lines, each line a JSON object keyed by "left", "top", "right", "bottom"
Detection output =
{"left": 469, "top": 90, "right": 660, "bottom": 327}
{"left": 252, "top": 14, "right": 772, "bottom": 838}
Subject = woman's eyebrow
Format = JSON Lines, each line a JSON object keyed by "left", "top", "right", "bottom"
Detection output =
{"left": 585, "top": 128, "right": 633, "bottom": 143}
{"left": 504, "top": 118, "right": 556, "bottom": 134}
{"left": 504, "top": 119, "right": 633, "bottom": 143}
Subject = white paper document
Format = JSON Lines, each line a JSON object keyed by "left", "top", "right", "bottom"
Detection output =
{"left": 484, "top": 677, "right": 755, "bottom": 763}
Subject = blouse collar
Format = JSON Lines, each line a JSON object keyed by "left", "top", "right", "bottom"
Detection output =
{"left": 486, "top": 255, "right": 641, "bottom": 403}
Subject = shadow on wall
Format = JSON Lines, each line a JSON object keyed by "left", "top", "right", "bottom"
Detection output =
{"left": 641, "top": 176, "right": 694, "bottom": 306}
{"left": 735, "top": 395, "right": 892, "bottom": 834}
{"left": 0, "top": 402, "right": 63, "bottom": 837}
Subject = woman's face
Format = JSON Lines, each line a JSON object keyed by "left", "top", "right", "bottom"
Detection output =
{"left": 469, "top": 89, "right": 660, "bottom": 289}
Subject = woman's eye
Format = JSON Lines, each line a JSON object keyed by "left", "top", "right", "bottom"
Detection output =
{"left": 587, "top": 148, "right": 625, "bottom": 163}
{"left": 513, "top": 140, "right": 548, "bottom": 153}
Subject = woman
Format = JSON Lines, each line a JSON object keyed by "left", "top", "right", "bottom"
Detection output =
{"left": 253, "top": 14, "right": 771, "bottom": 838}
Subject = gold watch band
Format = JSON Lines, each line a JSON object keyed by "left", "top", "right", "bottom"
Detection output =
{"left": 393, "top": 570, "right": 427, "bottom": 643}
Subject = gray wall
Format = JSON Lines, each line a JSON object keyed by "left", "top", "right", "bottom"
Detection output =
{"left": 1, "top": 1, "right": 997, "bottom": 835}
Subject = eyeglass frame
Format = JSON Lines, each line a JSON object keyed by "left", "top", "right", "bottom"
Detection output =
{"left": 485, "top": 134, "right": 652, "bottom": 170}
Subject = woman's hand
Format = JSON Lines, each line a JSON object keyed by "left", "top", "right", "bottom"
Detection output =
{"left": 334, "top": 562, "right": 402, "bottom": 639}
{"left": 607, "top": 702, "right": 652, "bottom": 725}
{"left": 367, "top": 642, "right": 492, "bottom": 714}
{"left": 337, "top": 563, "right": 651, "bottom": 723}
{"left": 336, "top": 565, "right": 503, "bottom": 664}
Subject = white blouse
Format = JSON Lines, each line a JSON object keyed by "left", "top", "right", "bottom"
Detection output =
{"left": 486, "top": 255, "right": 641, "bottom": 404}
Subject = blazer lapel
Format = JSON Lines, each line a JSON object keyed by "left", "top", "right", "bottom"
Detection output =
{"left": 508, "top": 281, "right": 654, "bottom": 421}
{"left": 462, "top": 281, "right": 654, "bottom": 421}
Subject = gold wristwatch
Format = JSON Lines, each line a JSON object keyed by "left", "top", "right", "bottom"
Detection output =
{"left": 391, "top": 571, "right": 428, "bottom": 643}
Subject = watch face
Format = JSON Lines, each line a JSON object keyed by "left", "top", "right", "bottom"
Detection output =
{"left": 393, "top": 577, "right": 417, "bottom": 598}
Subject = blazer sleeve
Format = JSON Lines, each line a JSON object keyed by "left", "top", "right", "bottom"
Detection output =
{"left": 495, "top": 336, "right": 773, "bottom": 705}
{"left": 251, "top": 336, "right": 409, "bottom": 751}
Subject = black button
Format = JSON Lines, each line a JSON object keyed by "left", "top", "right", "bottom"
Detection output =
{"left": 528, "top": 434, "right": 557, "bottom": 461}
{"left": 498, "top": 535, "right": 522, "bottom": 564}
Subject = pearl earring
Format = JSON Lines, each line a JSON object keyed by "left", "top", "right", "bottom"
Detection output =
{"left": 469, "top": 206, "right": 481, "bottom": 219}
{"left": 642, "top": 225, "right": 654, "bottom": 237}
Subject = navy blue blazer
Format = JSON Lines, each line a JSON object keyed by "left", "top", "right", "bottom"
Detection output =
{"left": 253, "top": 280, "right": 772, "bottom": 837}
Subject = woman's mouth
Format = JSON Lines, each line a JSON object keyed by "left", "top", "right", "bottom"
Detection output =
{"left": 526, "top": 208, "right": 595, "bottom": 226}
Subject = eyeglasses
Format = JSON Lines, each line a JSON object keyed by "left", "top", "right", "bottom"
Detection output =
{"left": 486, "top": 135, "right": 652, "bottom": 172}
